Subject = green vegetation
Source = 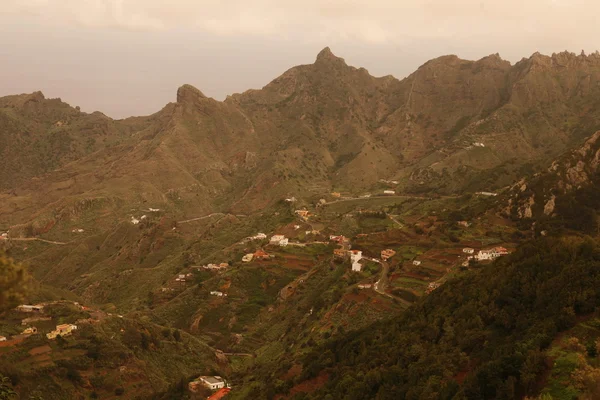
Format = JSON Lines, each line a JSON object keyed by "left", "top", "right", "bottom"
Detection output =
{"left": 0, "top": 255, "right": 29, "bottom": 313}
{"left": 275, "top": 235, "right": 600, "bottom": 399}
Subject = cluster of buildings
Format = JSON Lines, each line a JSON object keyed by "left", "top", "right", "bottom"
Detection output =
{"left": 175, "top": 273, "right": 193, "bottom": 282}
{"left": 242, "top": 249, "right": 272, "bottom": 263}
{"left": 333, "top": 247, "right": 364, "bottom": 271}
{"left": 16, "top": 304, "right": 45, "bottom": 313}
{"left": 197, "top": 263, "right": 229, "bottom": 271}
{"left": 295, "top": 210, "right": 311, "bottom": 221}
{"left": 47, "top": 324, "right": 77, "bottom": 340}
{"left": 269, "top": 235, "right": 289, "bottom": 246}
{"left": 248, "top": 232, "right": 267, "bottom": 241}
{"left": 475, "top": 192, "right": 497, "bottom": 197}
{"left": 460, "top": 247, "right": 510, "bottom": 266}
{"left": 329, "top": 235, "right": 348, "bottom": 244}
{"left": 426, "top": 282, "right": 441, "bottom": 293}
{"left": 381, "top": 249, "right": 396, "bottom": 261}
{"left": 475, "top": 247, "right": 509, "bottom": 261}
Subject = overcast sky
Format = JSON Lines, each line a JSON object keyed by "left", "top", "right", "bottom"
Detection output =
{"left": 1, "top": 0, "right": 597, "bottom": 118}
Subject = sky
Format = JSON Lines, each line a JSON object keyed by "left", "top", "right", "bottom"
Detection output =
{"left": 1, "top": 0, "right": 598, "bottom": 118}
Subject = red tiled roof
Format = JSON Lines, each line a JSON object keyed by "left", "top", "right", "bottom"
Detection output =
{"left": 208, "top": 387, "right": 231, "bottom": 400}
{"left": 254, "top": 250, "right": 269, "bottom": 258}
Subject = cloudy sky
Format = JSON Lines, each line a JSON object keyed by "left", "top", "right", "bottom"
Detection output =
{"left": 1, "top": 0, "right": 596, "bottom": 118}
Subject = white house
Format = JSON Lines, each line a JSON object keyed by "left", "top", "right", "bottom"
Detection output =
{"left": 131, "top": 216, "right": 140, "bottom": 225}
{"left": 383, "top": 190, "right": 396, "bottom": 195}
{"left": 242, "top": 254, "right": 254, "bottom": 263}
{"left": 476, "top": 192, "right": 498, "bottom": 197}
{"left": 210, "top": 291, "right": 226, "bottom": 297}
{"left": 350, "top": 249, "right": 363, "bottom": 271}
{"left": 473, "top": 142, "right": 485, "bottom": 147}
{"left": 350, "top": 250, "right": 362, "bottom": 264}
{"left": 279, "top": 238, "right": 289, "bottom": 247}
{"left": 413, "top": 260, "right": 421, "bottom": 266}
{"left": 148, "top": 208, "right": 160, "bottom": 212}
{"left": 0, "top": 336, "right": 6, "bottom": 342}
{"left": 253, "top": 233, "right": 267, "bottom": 240}
{"left": 198, "top": 376, "right": 226, "bottom": 390}
{"left": 462, "top": 248, "right": 475, "bottom": 254}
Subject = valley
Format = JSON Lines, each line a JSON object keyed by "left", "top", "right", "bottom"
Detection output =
{"left": 2, "top": 47, "right": 600, "bottom": 399}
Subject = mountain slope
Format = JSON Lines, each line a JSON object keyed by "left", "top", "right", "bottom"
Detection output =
{"left": 254, "top": 235, "right": 600, "bottom": 400}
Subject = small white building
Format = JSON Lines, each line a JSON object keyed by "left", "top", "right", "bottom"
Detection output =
{"left": 350, "top": 250, "right": 363, "bottom": 271}
{"left": 383, "top": 190, "right": 396, "bottom": 195}
{"left": 350, "top": 250, "right": 363, "bottom": 264}
{"left": 476, "top": 192, "right": 497, "bottom": 197}
{"left": 279, "top": 238, "right": 289, "bottom": 247}
{"left": 242, "top": 254, "right": 254, "bottom": 263}
{"left": 252, "top": 233, "right": 267, "bottom": 240}
{"left": 210, "top": 291, "right": 226, "bottom": 297}
{"left": 131, "top": 216, "right": 140, "bottom": 225}
{"left": 358, "top": 284, "right": 372, "bottom": 289}
{"left": 0, "top": 336, "right": 6, "bottom": 342}
{"left": 413, "top": 260, "right": 421, "bottom": 266}
{"left": 197, "top": 376, "right": 226, "bottom": 390}
{"left": 148, "top": 208, "right": 160, "bottom": 212}
{"left": 462, "top": 248, "right": 474, "bottom": 254}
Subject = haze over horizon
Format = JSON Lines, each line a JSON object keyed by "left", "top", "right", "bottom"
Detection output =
{"left": 2, "top": 0, "right": 598, "bottom": 118}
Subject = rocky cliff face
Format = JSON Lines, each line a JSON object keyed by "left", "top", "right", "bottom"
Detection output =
{"left": 507, "top": 130, "right": 600, "bottom": 220}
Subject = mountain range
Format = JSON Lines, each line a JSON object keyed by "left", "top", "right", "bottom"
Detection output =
{"left": 4, "top": 47, "right": 600, "bottom": 399}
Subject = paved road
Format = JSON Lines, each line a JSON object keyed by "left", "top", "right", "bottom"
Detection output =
{"left": 177, "top": 213, "right": 226, "bottom": 224}
{"left": 323, "top": 194, "right": 459, "bottom": 206}
{"left": 388, "top": 214, "right": 404, "bottom": 228}
{"left": 8, "top": 237, "right": 67, "bottom": 245}
{"left": 373, "top": 259, "right": 412, "bottom": 307}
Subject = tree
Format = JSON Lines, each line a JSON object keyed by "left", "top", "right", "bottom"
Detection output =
{"left": 0, "top": 375, "right": 16, "bottom": 400}
{"left": 0, "top": 254, "right": 29, "bottom": 313}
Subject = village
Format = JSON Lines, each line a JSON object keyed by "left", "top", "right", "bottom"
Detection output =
{"left": 158, "top": 189, "right": 514, "bottom": 317}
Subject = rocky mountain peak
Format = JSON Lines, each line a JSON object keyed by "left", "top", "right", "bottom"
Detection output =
{"left": 315, "top": 46, "right": 346, "bottom": 66}
{"left": 176, "top": 84, "right": 207, "bottom": 104}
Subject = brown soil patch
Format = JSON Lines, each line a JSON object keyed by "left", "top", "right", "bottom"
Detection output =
{"left": 282, "top": 364, "right": 303, "bottom": 380}
{"left": 276, "top": 372, "right": 329, "bottom": 399}
{"left": 29, "top": 345, "right": 52, "bottom": 356}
